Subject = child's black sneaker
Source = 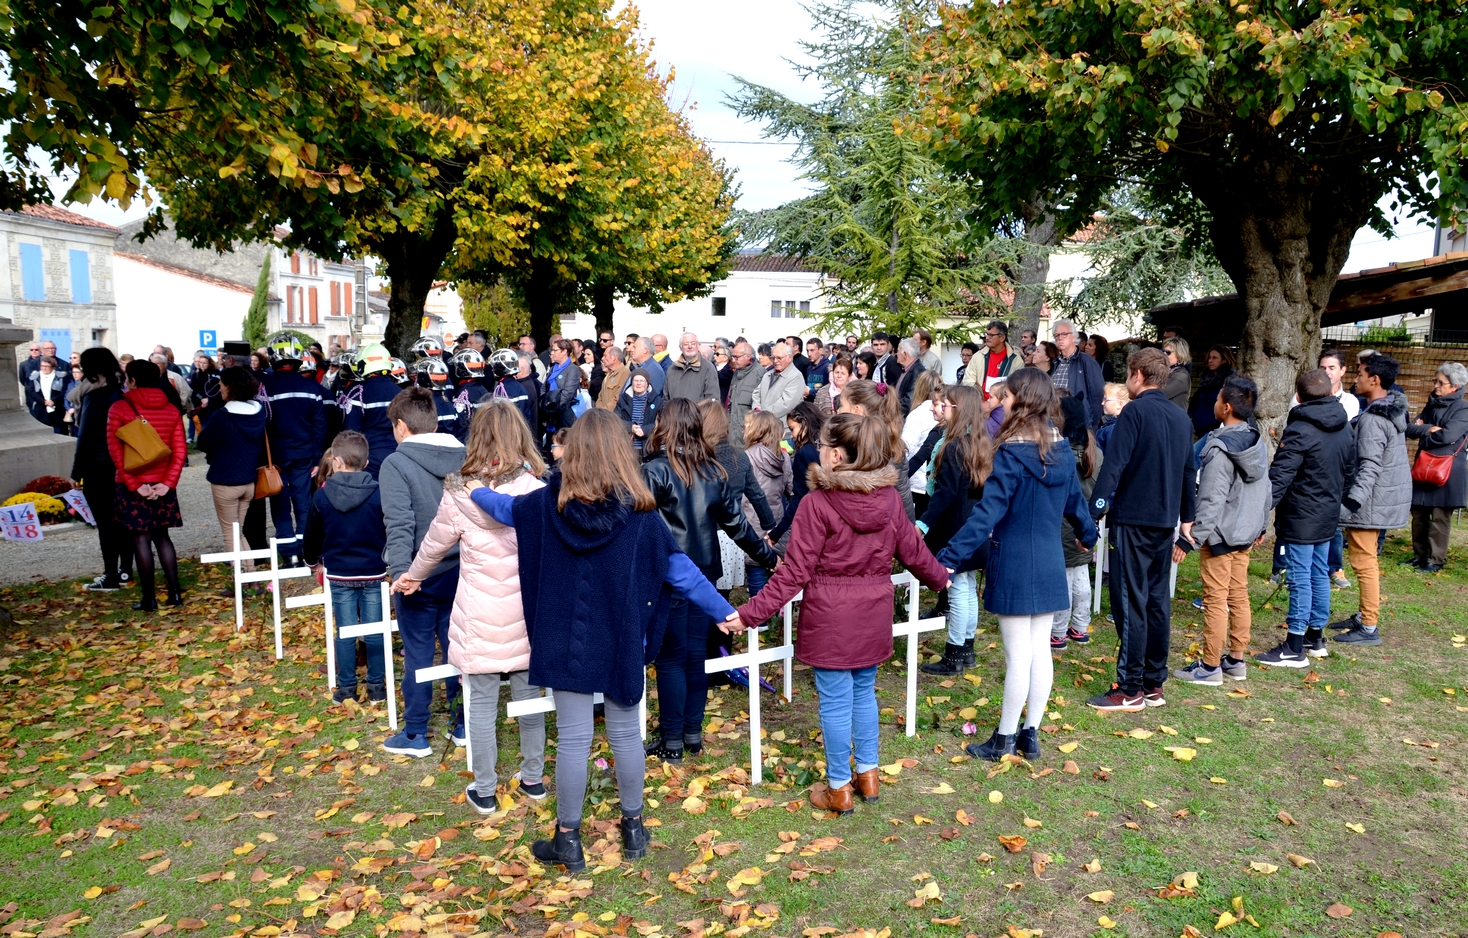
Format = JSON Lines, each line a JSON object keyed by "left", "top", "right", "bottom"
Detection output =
{"left": 1333, "top": 624, "right": 1382, "bottom": 646}
{"left": 1086, "top": 685, "right": 1144, "bottom": 712}
{"left": 332, "top": 685, "right": 358, "bottom": 704}
{"left": 366, "top": 682, "right": 387, "bottom": 702}
{"left": 1255, "top": 641, "right": 1310, "bottom": 668}
{"left": 1328, "top": 612, "right": 1362, "bottom": 630}
{"left": 1143, "top": 688, "right": 1166, "bottom": 708}
{"left": 1220, "top": 655, "right": 1248, "bottom": 681}
{"left": 1048, "top": 634, "right": 1068, "bottom": 651}
{"left": 1303, "top": 627, "right": 1329, "bottom": 659}
{"left": 1066, "top": 628, "right": 1090, "bottom": 646}
{"left": 644, "top": 741, "right": 683, "bottom": 764}
{"left": 465, "top": 784, "right": 496, "bottom": 815}
{"left": 513, "top": 771, "right": 548, "bottom": 800}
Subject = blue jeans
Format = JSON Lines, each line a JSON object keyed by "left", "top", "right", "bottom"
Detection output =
{"left": 1282, "top": 541, "right": 1331, "bottom": 635}
{"left": 653, "top": 597, "right": 712, "bottom": 746}
{"left": 331, "top": 581, "right": 385, "bottom": 690}
{"left": 1328, "top": 528, "right": 1344, "bottom": 572}
{"left": 394, "top": 568, "right": 458, "bottom": 736}
{"left": 946, "top": 569, "right": 979, "bottom": 645}
{"left": 269, "top": 458, "right": 316, "bottom": 548}
{"left": 812, "top": 666, "right": 879, "bottom": 789}
{"left": 747, "top": 565, "right": 769, "bottom": 597}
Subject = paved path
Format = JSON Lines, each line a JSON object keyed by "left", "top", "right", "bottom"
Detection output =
{"left": 0, "top": 465, "right": 234, "bottom": 588}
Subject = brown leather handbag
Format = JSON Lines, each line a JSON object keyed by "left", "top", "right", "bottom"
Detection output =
{"left": 254, "top": 432, "right": 283, "bottom": 500}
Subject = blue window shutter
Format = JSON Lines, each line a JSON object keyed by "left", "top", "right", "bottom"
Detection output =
{"left": 69, "top": 250, "right": 92, "bottom": 303}
{"left": 19, "top": 243, "right": 45, "bottom": 301}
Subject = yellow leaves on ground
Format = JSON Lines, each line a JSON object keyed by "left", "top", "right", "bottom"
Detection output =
{"left": 200, "top": 780, "right": 232, "bottom": 798}
{"left": 146, "top": 858, "right": 171, "bottom": 875}
{"left": 1345, "top": 822, "right": 1366, "bottom": 834}
{"left": 924, "top": 782, "right": 956, "bottom": 795}
{"left": 997, "top": 835, "right": 1027, "bottom": 853}
{"left": 1085, "top": 890, "right": 1114, "bottom": 903}
{"left": 323, "top": 909, "right": 355, "bottom": 930}
{"left": 82, "top": 886, "right": 105, "bottom": 899}
{"left": 963, "top": 673, "right": 983, "bottom": 685}
{"left": 1277, "top": 811, "right": 1298, "bottom": 826}
{"left": 1167, "top": 747, "right": 1197, "bottom": 762}
{"left": 418, "top": 775, "right": 435, "bottom": 788}
{"left": 1246, "top": 861, "right": 1278, "bottom": 874}
{"left": 1081, "top": 858, "right": 1102, "bottom": 873}
{"left": 959, "top": 707, "right": 978, "bottom": 719}
{"left": 1141, "top": 799, "right": 1160, "bottom": 809}
{"left": 726, "top": 867, "right": 765, "bottom": 896}
{"left": 1286, "top": 853, "right": 1315, "bottom": 867}
{"left": 1098, "top": 914, "right": 1118, "bottom": 928}
{"left": 988, "top": 790, "right": 1004, "bottom": 803}
{"left": 1157, "top": 725, "right": 1178, "bottom": 735}
{"left": 906, "top": 880, "right": 942, "bottom": 908}
{"left": 880, "top": 762, "right": 904, "bottom": 777}
{"left": 1057, "top": 741, "right": 1079, "bottom": 753}
{"left": 1022, "top": 817, "right": 1043, "bottom": 829}
{"left": 1323, "top": 778, "right": 1346, "bottom": 788}
{"left": 955, "top": 809, "right": 975, "bottom": 826}
{"left": 682, "top": 796, "right": 708, "bottom": 815}
{"left": 1126, "top": 728, "right": 1154, "bottom": 740}
{"left": 913, "top": 815, "right": 935, "bottom": 825}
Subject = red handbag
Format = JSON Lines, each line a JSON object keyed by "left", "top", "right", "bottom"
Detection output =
{"left": 1410, "top": 436, "right": 1467, "bottom": 486}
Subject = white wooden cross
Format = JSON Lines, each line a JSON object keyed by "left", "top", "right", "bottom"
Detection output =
{"left": 283, "top": 568, "right": 338, "bottom": 689}
{"left": 334, "top": 580, "right": 400, "bottom": 731}
{"left": 505, "top": 680, "right": 646, "bottom": 740}
{"left": 704, "top": 624, "right": 794, "bottom": 786}
{"left": 199, "top": 522, "right": 272, "bottom": 634}
{"left": 1093, "top": 518, "right": 1108, "bottom": 614}
{"left": 887, "top": 570, "right": 947, "bottom": 738}
{"left": 414, "top": 662, "right": 472, "bottom": 766}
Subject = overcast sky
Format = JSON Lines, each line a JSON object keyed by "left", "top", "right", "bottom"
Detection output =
{"left": 58, "top": 0, "right": 1436, "bottom": 272}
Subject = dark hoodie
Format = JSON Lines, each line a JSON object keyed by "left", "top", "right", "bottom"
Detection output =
{"left": 1269, "top": 396, "right": 1356, "bottom": 544}
{"left": 378, "top": 434, "right": 466, "bottom": 578}
{"left": 197, "top": 400, "right": 267, "bottom": 487}
{"left": 301, "top": 470, "right": 387, "bottom": 579}
{"left": 1190, "top": 421, "right": 1270, "bottom": 553}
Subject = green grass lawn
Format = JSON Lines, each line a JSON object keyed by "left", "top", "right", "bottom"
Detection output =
{"left": 1, "top": 529, "right": 1465, "bottom": 938}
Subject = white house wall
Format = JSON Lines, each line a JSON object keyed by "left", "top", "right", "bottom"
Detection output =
{"left": 612, "top": 271, "right": 828, "bottom": 346}
{"left": 114, "top": 256, "right": 252, "bottom": 359}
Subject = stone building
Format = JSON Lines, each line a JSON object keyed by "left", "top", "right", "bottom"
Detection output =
{"left": 0, "top": 205, "right": 119, "bottom": 361}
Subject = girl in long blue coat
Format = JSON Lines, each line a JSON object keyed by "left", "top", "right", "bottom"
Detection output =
{"left": 937, "top": 368, "right": 1097, "bottom": 761}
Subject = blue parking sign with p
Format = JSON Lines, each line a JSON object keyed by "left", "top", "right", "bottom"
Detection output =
{"left": 199, "top": 330, "right": 218, "bottom": 350}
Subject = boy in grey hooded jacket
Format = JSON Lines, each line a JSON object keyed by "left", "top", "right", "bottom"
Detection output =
{"left": 1333, "top": 354, "right": 1410, "bottom": 646}
{"left": 1175, "top": 375, "right": 1270, "bottom": 685}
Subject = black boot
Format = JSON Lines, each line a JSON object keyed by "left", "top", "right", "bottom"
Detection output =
{"left": 960, "top": 638, "right": 976, "bottom": 669}
{"left": 531, "top": 825, "right": 586, "bottom": 872}
{"left": 132, "top": 598, "right": 158, "bottom": 612}
{"left": 1016, "top": 727, "right": 1041, "bottom": 760}
{"left": 645, "top": 740, "right": 683, "bottom": 764}
{"left": 620, "top": 813, "right": 648, "bottom": 860}
{"left": 919, "top": 643, "right": 965, "bottom": 676}
{"left": 165, "top": 590, "right": 184, "bottom": 607}
{"left": 965, "top": 729, "right": 1016, "bottom": 762}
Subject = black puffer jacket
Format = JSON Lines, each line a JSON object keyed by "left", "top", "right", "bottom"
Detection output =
{"left": 1269, "top": 396, "right": 1356, "bottom": 543}
{"left": 918, "top": 434, "right": 988, "bottom": 573}
{"left": 713, "top": 439, "right": 775, "bottom": 531}
{"left": 1405, "top": 387, "right": 1468, "bottom": 509}
{"left": 642, "top": 454, "right": 779, "bottom": 582}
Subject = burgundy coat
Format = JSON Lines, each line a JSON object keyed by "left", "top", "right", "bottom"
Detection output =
{"left": 738, "top": 463, "right": 949, "bottom": 670}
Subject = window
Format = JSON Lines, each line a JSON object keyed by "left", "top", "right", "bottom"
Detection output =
{"left": 309, "top": 286, "right": 319, "bottom": 324}
{"left": 711, "top": 297, "right": 726, "bottom": 317}
{"left": 771, "top": 300, "right": 782, "bottom": 319}
{"left": 799, "top": 300, "right": 811, "bottom": 316}
{"left": 785, "top": 299, "right": 799, "bottom": 319}
{"left": 19, "top": 243, "right": 44, "bottom": 301}
{"left": 69, "top": 250, "right": 92, "bottom": 303}
{"left": 290, "top": 252, "right": 301, "bottom": 274}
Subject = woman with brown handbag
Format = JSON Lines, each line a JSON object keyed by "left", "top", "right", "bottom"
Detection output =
{"left": 106, "top": 359, "right": 189, "bottom": 612}
{"left": 197, "top": 366, "right": 269, "bottom": 578}
{"left": 1404, "top": 361, "right": 1468, "bottom": 572}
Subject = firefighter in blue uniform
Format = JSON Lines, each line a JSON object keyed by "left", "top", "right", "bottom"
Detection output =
{"left": 488, "top": 347, "right": 536, "bottom": 431}
{"left": 448, "top": 348, "right": 490, "bottom": 434}
{"left": 299, "top": 349, "right": 342, "bottom": 446}
{"left": 415, "top": 358, "right": 462, "bottom": 440}
{"left": 341, "top": 343, "right": 402, "bottom": 477}
{"left": 261, "top": 333, "right": 327, "bottom": 564}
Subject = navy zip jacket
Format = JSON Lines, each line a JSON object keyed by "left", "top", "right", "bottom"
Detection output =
{"left": 262, "top": 366, "right": 327, "bottom": 464}
{"left": 495, "top": 375, "right": 537, "bottom": 431}
{"left": 197, "top": 402, "right": 267, "bottom": 486}
{"left": 1090, "top": 387, "right": 1197, "bottom": 527}
{"left": 469, "top": 474, "right": 733, "bottom": 706}
{"left": 427, "top": 388, "right": 462, "bottom": 440}
{"left": 341, "top": 374, "right": 401, "bottom": 476}
{"left": 301, "top": 471, "right": 388, "bottom": 579}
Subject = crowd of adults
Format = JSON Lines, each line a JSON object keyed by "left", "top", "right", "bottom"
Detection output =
{"left": 19, "top": 317, "right": 1468, "bottom": 867}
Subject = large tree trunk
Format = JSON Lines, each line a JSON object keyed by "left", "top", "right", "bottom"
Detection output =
{"left": 593, "top": 282, "right": 616, "bottom": 337}
{"left": 1010, "top": 193, "right": 1061, "bottom": 332}
{"left": 1187, "top": 149, "right": 1377, "bottom": 430}
{"left": 377, "top": 207, "right": 458, "bottom": 357}
{"left": 519, "top": 264, "right": 570, "bottom": 349}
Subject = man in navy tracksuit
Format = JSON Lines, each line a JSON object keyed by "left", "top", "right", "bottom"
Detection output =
{"left": 262, "top": 336, "right": 328, "bottom": 562}
{"left": 1087, "top": 347, "right": 1197, "bottom": 712}
{"left": 341, "top": 344, "right": 401, "bottom": 477}
{"left": 488, "top": 348, "right": 536, "bottom": 431}
{"left": 414, "top": 358, "right": 463, "bottom": 440}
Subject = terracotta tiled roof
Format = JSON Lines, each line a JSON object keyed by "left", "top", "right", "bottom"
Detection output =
{"left": 733, "top": 253, "right": 823, "bottom": 274}
{"left": 13, "top": 203, "right": 121, "bottom": 233}
{"left": 115, "top": 252, "right": 256, "bottom": 295}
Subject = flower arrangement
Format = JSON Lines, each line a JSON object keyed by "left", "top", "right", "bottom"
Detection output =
{"left": 2, "top": 492, "right": 69, "bottom": 523}
{"left": 20, "top": 475, "right": 74, "bottom": 497}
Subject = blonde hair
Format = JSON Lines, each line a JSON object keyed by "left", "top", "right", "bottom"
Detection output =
{"left": 744, "top": 410, "right": 784, "bottom": 451}
{"left": 913, "top": 369, "right": 944, "bottom": 405}
{"left": 839, "top": 379, "right": 902, "bottom": 464}
{"left": 557, "top": 410, "right": 656, "bottom": 511}
{"left": 1103, "top": 382, "right": 1131, "bottom": 402}
{"left": 461, "top": 398, "right": 545, "bottom": 484}
{"left": 820, "top": 413, "right": 893, "bottom": 473}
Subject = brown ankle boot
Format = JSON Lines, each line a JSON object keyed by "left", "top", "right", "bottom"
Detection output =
{"left": 809, "top": 781, "right": 855, "bottom": 816}
{"left": 854, "top": 768, "right": 880, "bottom": 803}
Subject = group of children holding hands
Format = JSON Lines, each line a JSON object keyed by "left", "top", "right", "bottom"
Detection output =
{"left": 294, "top": 340, "right": 1406, "bottom": 869}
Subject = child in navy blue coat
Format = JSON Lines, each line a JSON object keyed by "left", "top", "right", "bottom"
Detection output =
{"left": 937, "top": 369, "right": 1097, "bottom": 762}
{"left": 301, "top": 431, "right": 388, "bottom": 704}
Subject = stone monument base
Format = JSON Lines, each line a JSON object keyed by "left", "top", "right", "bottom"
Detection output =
{"left": 0, "top": 323, "right": 77, "bottom": 498}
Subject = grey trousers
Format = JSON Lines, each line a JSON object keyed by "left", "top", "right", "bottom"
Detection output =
{"left": 552, "top": 690, "right": 644, "bottom": 827}
{"left": 464, "top": 671, "right": 545, "bottom": 795}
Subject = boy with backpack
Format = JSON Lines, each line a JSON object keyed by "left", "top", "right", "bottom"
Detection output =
{"left": 1257, "top": 369, "right": 1355, "bottom": 668}
{"left": 1172, "top": 375, "right": 1270, "bottom": 684}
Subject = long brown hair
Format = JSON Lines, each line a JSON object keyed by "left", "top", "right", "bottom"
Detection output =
{"left": 820, "top": 413, "right": 892, "bottom": 473}
{"left": 838, "top": 379, "right": 901, "bottom": 464}
{"left": 744, "top": 410, "right": 784, "bottom": 451}
{"left": 934, "top": 384, "right": 994, "bottom": 486}
{"left": 995, "top": 367, "right": 1060, "bottom": 458}
{"left": 557, "top": 409, "right": 655, "bottom": 510}
{"left": 645, "top": 397, "right": 725, "bottom": 487}
{"left": 785, "top": 401, "right": 826, "bottom": 449}
{"left": 696, "top": 398, "right": 730, "bottom": 446}
{"left": 461, "top": 398, "right": 545, "bottom": 484}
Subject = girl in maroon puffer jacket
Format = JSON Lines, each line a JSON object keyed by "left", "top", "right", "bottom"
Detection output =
{"left": 728, "top": 413, "right": 949, "bottom": 815}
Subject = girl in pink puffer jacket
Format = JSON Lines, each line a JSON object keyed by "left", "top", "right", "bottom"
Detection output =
{"left": 393, "top": 400, "right": 549, "bottom": 811}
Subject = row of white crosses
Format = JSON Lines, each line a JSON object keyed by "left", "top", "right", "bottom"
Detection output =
{"left": 199, "top": 522, "right": 312, "bottom": 659}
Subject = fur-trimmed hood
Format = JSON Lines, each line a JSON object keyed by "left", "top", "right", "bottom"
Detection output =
{"left": 807, "top": 464, "right": 900, "bottom": 533}
{"left": 807, "top": 463, "right": 898, "bottom": 493}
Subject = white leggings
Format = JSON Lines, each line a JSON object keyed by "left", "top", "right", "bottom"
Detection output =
{"left": 997, "top": 614, "right": 1055, "bottom": 735}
